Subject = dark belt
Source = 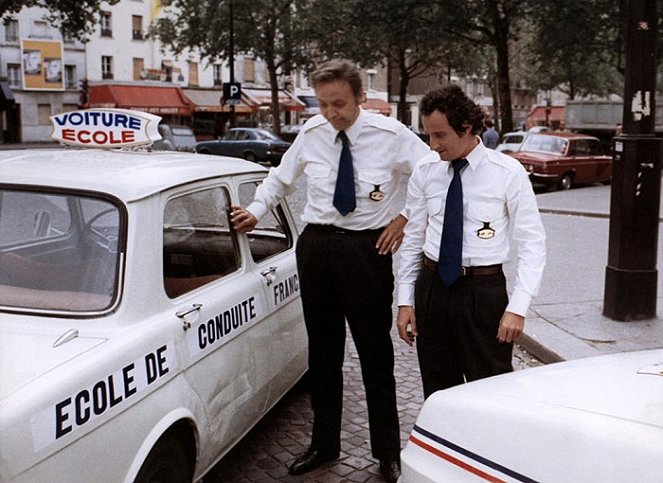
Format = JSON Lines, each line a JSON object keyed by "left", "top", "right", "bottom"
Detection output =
{"left": 306, "top": 224, "right": 384, "bottom": 235}
{"left": 423, "top": 255, "right": 502, "bottom": 277}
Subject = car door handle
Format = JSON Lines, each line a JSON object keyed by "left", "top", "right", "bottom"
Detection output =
{"left": 260, "top": 266, "right": 277, "bottom": 285}
{"left": 176, "top": 303, "right": 202, "bottom": 331}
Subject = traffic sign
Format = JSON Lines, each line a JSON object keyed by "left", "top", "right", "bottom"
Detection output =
{"left": 223, "top": 82, "right": 241, "bottom": 104}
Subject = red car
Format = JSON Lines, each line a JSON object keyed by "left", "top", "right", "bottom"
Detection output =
{"left": 510, "top": 132, "right": 612, "bottom": 190}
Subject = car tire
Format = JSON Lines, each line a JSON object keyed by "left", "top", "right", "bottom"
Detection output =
{"left": 244, "top": 152, "right": 256, "bottom": 162}
{"left": 198, "top": 149, "right": 210, "bottom": 154}
{"left": 134, "top": 434, "right": 194, "bottom": 483}
{"left": 559, "top": 173, "right": 574, "bottom": 190}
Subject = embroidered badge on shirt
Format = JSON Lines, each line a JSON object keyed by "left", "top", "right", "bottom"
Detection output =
{"left": 477, "top": 222, "right": 496, "bottom": 239}
{"left": 369, "top": 185, "right": 385, "bottom": 202}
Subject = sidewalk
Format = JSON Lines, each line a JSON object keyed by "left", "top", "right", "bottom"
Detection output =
{"left": 513, "top": 183, "right": 663, "bottom": 363}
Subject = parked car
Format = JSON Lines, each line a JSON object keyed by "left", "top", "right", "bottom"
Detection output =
{"left": 510, "top": 132, "right": 611, "bottom": 190}
{"left": 280, "top": 124, "right": 303, "bottom": 143}
{"left": 154, "top": 124, "right": 197, "bottom": 152}
{"left": 401, "top": 349, "right": 663, "bottom": 483}
{"left": 495, "top": 131, "right": 529, "bottom": 153}
{"left": 0, "top": 111, "right": 307, "bottom": 482}
{"left": 196, "top": 128, "right": 291, "bottom": 166}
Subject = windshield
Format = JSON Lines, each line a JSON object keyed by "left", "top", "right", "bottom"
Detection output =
{"left": 0, "top": 189, "right": 123, "bottom": 314}
{"left": 521, "top": 134, "right": 568, "bottom": 155}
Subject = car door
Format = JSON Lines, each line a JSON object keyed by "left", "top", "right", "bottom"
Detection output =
{"left": 237, "top": 178, "right": 307, "bottom": 409}
{"left": 588, "top": 139, "right": 611, "bottom": 182}
{"left": 161, "top": 180, "right": 272, "bottom": 466}
{"left": 568, "top": 139, "right": 592, "bottom": 182}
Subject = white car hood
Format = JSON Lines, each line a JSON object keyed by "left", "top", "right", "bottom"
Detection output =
{"left": 422, "top": 349, "right": 663, "bottom": 428}
{"left": 0, "top": 325, "right": 106, "bottom": 401}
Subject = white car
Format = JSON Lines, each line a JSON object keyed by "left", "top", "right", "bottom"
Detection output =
{"left": 401, "top": 349, "right": 663, "bottom": 483}
{"left": 495, "top": 131, "right": 529, "bottom": 153}
{"left": 0, "top": 112, "right": 307, "bottom": 482}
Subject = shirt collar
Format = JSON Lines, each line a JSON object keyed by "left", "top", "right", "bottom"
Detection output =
{"left": 464, "top": 135, "right": 487, "bottom": 169}
{"left": 333, "top": 108, "right": 365, "bottom": 145}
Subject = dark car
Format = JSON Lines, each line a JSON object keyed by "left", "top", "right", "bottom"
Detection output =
{"left": 510, "top": 132, "right": 611, "bottom": 190}
{"left": 195, "top": 128, "right": 291, "bottom": 166}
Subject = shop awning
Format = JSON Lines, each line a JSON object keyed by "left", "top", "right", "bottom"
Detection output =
{"left": 243, "top": 88, "right": 306, "bottom": 112}
{"left": 183, "top": 88, "right": 256, "bottom": 113}
{"left": 88, "top": 84, "right": 193, "bottom": 116}
{"left": 362, "top": 98, "right": 392, "bottom": 116}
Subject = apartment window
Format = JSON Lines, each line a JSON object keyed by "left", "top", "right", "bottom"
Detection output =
{"left": 213, "top": 64, "right": 223, "bottom": 85}
{"left": 188, "top": 61, "right": 199, "bottom": 86}
{"left": 5, "top": 19, "right": 18, "bottom": 42}
{"left": 132, "top": 15, "right": 143, "bottom": 40}
{"left": 100, "top": 11, "right": 112, "bottom": 37}
{"left": 8, "top": 64, "right": 21, "bottom": 88}
{"left": 133, "top": 57, "right": 144, "bottom": 81}
{"left": 243, "top": 58, "right": 255, "bottom": 83}
{"left": 38, "top": 104, "right": 51, "bottom": 125}
{"left": 101, "top": 56, "right": 113, "bottom": 79}
{"left": 64, "top": 65, "right": 76, "bottom": 89}
{"left": 33, "top": 20, "right": 48, "bottom": 38}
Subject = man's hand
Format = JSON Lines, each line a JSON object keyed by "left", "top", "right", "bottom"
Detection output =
{"left": 376, "top": 214, "right": 407, "bottom": 255}
{"left": 230, "top": 206, "right": 258, "bottom": 234}
{"left": 396, "top": 306, "right": 417, "bottom": 347}
{"left": 497, "top": 311, "right": 524, "bottom": 343}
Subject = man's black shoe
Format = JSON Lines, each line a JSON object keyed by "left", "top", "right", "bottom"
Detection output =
{"left": 379, "top": 458, "right": 401, "bottom": 483}
{"left": 288, "top": 448, "right": 339, "bottom": 475}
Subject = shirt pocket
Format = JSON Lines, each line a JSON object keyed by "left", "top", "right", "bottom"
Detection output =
{"left": 356, "top": 168, "right": 394, "bottom": 208}
{"left": 304, "top": 162, "right": 332, "bottom": 194}
{"left": 466, "top": 200, "right": 507, "bottom": 246}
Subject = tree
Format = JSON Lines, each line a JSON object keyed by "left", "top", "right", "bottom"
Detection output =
{"left": 150, "top": 0, "right": 312, "bottom": 135}
{"left": 524, "top": 0, "right": 624, "bottom": 99}
{"left": 306, "top": 0, "right": 478, "bottom": 124}
{"left": 429, "top": 0, "right": 533, "bottom": 133}
{"left": 0, "top": 0, "right": 119, "bottom": 41}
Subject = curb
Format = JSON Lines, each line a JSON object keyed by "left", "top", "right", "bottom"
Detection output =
{"left": 517, "top": 332, "right": 565, "bottom": 364}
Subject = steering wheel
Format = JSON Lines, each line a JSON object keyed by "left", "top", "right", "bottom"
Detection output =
{"left": 85, "top": 208, "right": 118, "bottom": 252}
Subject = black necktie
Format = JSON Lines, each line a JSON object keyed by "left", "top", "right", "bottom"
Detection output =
{"left": 438, "top": 158, "right": 468, "bottom": 285}
{"left": 333, "top": 131, "right": 356, "bottom": 216}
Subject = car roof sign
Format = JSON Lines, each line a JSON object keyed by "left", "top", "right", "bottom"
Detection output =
{"left": 50, "top": 108, "right": 163, "bottom": 148}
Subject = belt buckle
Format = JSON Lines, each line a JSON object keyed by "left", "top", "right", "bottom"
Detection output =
{"left": 461, "top": 266, "right": 467, "bottom": 276}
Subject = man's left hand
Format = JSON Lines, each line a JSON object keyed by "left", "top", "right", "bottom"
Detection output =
{"left": 376, "top": 214, "right": 407, "bottom": 255}
{"left": 497, "top": 311, "right": 524, "bottom": 343}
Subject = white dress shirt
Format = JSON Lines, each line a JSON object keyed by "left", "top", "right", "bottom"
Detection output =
{"left": 397, "top": 139, "right": 546, "bottom": 316}
{"left": 246, "top": 109, "right": 431, "bottom": 230}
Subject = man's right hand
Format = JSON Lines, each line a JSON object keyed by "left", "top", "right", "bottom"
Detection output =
{"left": 230, "top": 206, "right": 258, "bottom": 234}
{"left": 396, "top": 306, "right": 417, "bottom": 347}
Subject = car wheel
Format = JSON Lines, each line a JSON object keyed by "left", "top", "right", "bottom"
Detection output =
{"left": 198, "top": 148, "right": 210, "bottom": 154}
{"left": 134, "top": 434, "right": 193, "bottom": 483}
{"left": 244, "top": 152, "right": 256, "bottom": 162}
{"left": 559, "top": 173, "right": 574, "bottom": 190}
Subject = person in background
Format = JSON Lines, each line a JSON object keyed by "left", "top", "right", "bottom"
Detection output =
{"left": 396, "top": 85, "right": 546, "bottom": 399}
{"left": 481, "top": 119, "right": 499, "bottom": 149}
{"left": 230, "top": 60, "right": 431, "bottom": 482}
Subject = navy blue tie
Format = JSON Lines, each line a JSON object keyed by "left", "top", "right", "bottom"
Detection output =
{"left": 333, "top": 131, "right": 356, "bottom": 216}
{"left": 438, "top": 158, "right": 468, "bottom": 285}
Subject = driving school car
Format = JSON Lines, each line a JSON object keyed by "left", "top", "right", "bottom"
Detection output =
{"left": 0, "top": 109, "right": 307, "bottom": 482}
{"left": 400, "top": 349, "right": 663, "bottom": 483}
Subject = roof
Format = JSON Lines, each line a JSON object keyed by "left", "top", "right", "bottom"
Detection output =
{"left": 88, "top": 84, "right": 193, "bottom": 116}
{"left": 527, "top": 105, "right": 565, "bottom": 121}
{"left": 0, "top": 149, "right": 266, "bottom": 203}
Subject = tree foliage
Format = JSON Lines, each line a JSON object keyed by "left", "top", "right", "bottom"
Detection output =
{"left": 150, "top": 0, "right": 313, "bottom": 134}
{"left": 0, "top": 0, "right": 119, "bottom": 41}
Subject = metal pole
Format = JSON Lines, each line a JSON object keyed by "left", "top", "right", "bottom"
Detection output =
{"left": 603, "top": 0, "right": 661, "bottom": 320}
{"left": 229, "top": 0, "right": 236, "bottom": 128}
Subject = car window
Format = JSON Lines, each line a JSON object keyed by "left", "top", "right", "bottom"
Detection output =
{"left": 224, "top": 131, "right": 237, "bottom": 140}
{"left": 236, "top": 131, "right": 249, "bottom": 141}
{"left": 0, "top": 189, "right": 121, "bottom": 313}
{"left": 163, "top": 186, "right": 239, "bottom": 298}
{"left": 522, "top": 135, "right": 567, "bottom": 154}
{"left": 238, "top": 182, "right": 293, "bottom": 263}
{"left": 588, "top": 140, "right": 603, "bottom": 155}
{"left": 570, "top": 140, "right": 589, "bottom": 155}
{"left": 256, "top": 130, "right": 279, "bottom": 141}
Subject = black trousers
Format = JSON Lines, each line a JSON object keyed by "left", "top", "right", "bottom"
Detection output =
{"left": 296, "top": 224, "right": 400, "bottom": 460}
{"left": 414, "top": 265, "right": 513, "bottom": 399}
